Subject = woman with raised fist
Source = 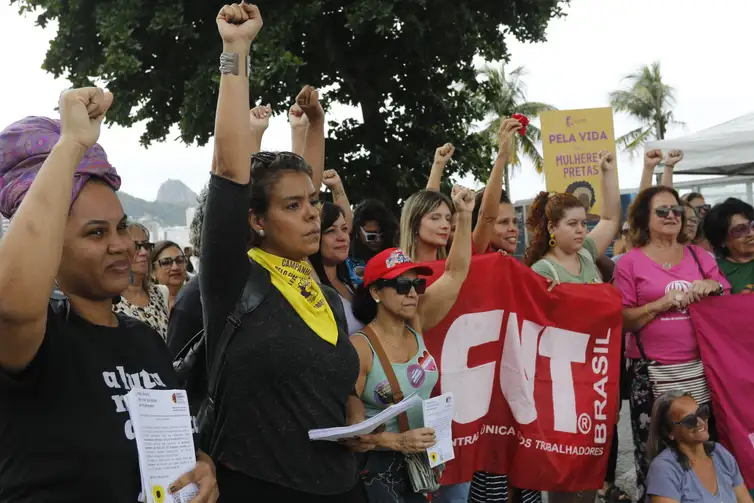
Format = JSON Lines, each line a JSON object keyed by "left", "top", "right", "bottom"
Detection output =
{"left": 199, "top": 4, "right": 365, "bottom": 502}
{"left": 0, "top": 89, "right": 217, "bottom": 502}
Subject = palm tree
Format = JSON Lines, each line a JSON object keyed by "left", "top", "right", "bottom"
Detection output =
{"left": 479, "top": 65, "right": 557, "bottom": 192}
{"left": 609, "top": 61, "right": 683, "bottom": 155}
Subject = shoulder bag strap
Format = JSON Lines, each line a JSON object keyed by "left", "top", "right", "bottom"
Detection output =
{"left": 687, "top": 246, "right": 707, "bottom": 279}
{"left": 360, "top": 326, "right": 411, "bottom": 433}
{"left": 206, "top": 261, "right": 270, "bottom": 405}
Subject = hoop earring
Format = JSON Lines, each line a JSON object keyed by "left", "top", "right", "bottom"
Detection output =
{"left": 549, "top": 233, "right": 556, "bottom": 248}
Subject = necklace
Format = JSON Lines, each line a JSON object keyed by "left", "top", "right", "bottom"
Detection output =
{"left": 662, "top": 262, "right": 672, "bottom": 270}
{"left": 370, "top": 324, "right": 404, "bottom": 351}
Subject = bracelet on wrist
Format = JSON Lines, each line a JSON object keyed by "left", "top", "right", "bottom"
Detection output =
{"left": 219, "top": 52, "right": 251, "bottom": 78}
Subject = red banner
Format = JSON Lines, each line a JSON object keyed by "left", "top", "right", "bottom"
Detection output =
{"left": 691, "top": 296, "right": 754, "bottom": 488}
{"left": 422, "top": 254, "right": 622, "bottom": 492}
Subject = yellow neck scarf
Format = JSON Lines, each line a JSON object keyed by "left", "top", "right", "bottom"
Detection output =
{"left": 248, "top": 248, "right": 338, "bottom": 345}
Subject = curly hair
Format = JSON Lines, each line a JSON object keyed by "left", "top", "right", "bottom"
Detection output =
{"left": 523, "top": 191, "right": 586, "bottom": 266}
{"left": 627, "top": 186, "right": 688, "bottom": 248}
{"left": 704, "top": 197, "right": 754, "bottom": 256}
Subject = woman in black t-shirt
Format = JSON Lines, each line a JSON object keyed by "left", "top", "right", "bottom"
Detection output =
{"left": 0, "top": 89, "right": 217, "bottom": 503}
{"left": 200, "top": 5, "right": 365, "bottom": 502}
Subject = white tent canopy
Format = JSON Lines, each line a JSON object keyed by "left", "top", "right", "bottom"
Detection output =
{"left": 646, "top": 112, "right": 754, "bottom": 175}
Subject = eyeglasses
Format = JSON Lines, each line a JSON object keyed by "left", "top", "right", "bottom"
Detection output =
{"left": 156, "top": 256, "right": 187, "bottom": 268}
{"left": 729, "top": 220, "right": 754, "bottom": 239}
{"left": 134, "top": 240, "right": 154, "bottom": 252}
{"left": 360, "top": 227, "right": 383, "bottom": 243}
{"left": 654, "top": 205, "right": 683, "bottom": 219}
{"left": 672, "top": 404, "right": 710, "bottom": 430}
{"left": 379, "top": 277, "right": 427, "bottom": 295}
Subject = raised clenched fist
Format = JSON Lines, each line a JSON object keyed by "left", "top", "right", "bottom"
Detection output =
{"left": 58, "top": 87, "right": 114, "bottom": 149}
{"left": 434, "top": 143, "right": 455, "bottom": 165}
{"left": 216, "top": 3, "right": 263, "bottom": 49}
{"left": 644, "top": 149, "right": 663, "bottom": 169}
{"left": 665, "top": 149, "right": 684, "bottom": 167}
{"left": 249, "top": 104, "right": 272, "bottom": 132}
{"left": 288, "top": 104, "right": 308, "bottom": 130}
{"left": 322, "top": 169, "right": 343, "bottom": 189}
{"left": 599, "top": 150, "right": 616, "bottom": 172}
{"left": 451, "top": 184, "right": 475, "bottom": 213}
{"left": 296, "top": 85, "right": 324, "bottom": 122}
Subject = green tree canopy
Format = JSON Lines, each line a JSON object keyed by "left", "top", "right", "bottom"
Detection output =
{"left": 14, "top": 0, "right": 568, "bottom": 209}
{"left": 478, "top": 64, "right": 556, "bottom": 191}
{"left": 609, "top": 61, "right": 684, "bottom": 156}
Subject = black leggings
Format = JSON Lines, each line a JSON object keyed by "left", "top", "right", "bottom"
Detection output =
{"left": 604, "top": 423, "right": 619, "bottom": 484}
{"left": 216, "top": 464, "right": 366, "bottom": 503}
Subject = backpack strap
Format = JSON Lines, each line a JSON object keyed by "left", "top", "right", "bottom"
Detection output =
{"left": 205, "top": 261, "right": 271, "bottom": 409}
{"left": 359, "top": 326, "right": 411, "bottom": 433}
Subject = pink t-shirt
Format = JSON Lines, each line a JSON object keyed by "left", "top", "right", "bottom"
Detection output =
{"left": 613, "top": 245, "right": 730, "bottom": 364}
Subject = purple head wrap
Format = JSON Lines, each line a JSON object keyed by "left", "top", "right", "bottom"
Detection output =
{"left": 0, "top": 116, "right": 121, "bottom": 219}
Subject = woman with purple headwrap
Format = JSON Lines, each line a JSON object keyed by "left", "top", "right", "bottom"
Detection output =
{"left": 0, "top": 87, "right": 218, "bottom": 503}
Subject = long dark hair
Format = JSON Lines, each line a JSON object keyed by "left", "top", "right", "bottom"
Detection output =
{"left": 350, "top": 199, "right": 399, "bottom": 262}
{"left": 310, "top": 202, "right": 354, "bottom": 291}
{"left": 647, "top": 390, "right": 715, "bottom": 469}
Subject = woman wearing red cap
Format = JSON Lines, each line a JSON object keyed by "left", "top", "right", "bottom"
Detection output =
{"left": 348, "top": 185, "right": 475, "bottom": 502}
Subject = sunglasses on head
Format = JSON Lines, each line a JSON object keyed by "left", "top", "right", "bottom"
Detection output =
{"left": 672, "top": 404, "right": 710, "bottom": 430}
{"left": 134, "top": 240, "right": 154, "bottom": 252}
{"left": 360, "top": 227, "right": 383, "bottom": 243}
{"left": 654, "top": 205, "right": 683, "bottom": 219}
{"left": 156, "top": 256, "right": 187, "bottom": 268}
{"left": 379, "top": 277, "right": 427, "bottom": 295}
{"left": 729, "top": 220, "right": 754, "bottom": 239}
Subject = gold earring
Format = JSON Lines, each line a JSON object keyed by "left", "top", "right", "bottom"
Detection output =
{"left": 549, "top": 232, "right": 556, "bottom": 248}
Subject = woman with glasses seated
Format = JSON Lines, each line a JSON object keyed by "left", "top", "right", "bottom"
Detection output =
{"left": 150, "top": 240, "right": 187, "bottom": 311}
{"left": 613, "top": 185, "right": 730, "bottom": 502}
{"left": 113, "top": 223, "right": 170, "bottom": 338}
{"left": 646, "top": 391, "right": 752, "bottom": 503}
{"left": 704, "top": 198, "right": 754, "bottom": 294}
{"left": 348, "top": 186, "right": 474, "bottom": 503}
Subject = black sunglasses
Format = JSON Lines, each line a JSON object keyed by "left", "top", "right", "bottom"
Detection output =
{"left": 654, "top": 205, "right": 683, "bottom": 219}
{"left": 156, "top": 256, "right": 187, "bottom": 268}
{"left": 379, "top": 277, "right": 427, "bottom": 295}
{"left": 134, "top": 240, "right": 154, "bottom": 252}
{"left": 672, "top": 404, "right": 710, "bottom": 429}
{"left": 695, "top": 204, "right": 712, "bottom": 217}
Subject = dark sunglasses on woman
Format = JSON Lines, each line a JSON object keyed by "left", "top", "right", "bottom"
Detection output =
{"left": 729, "top": 220, "right": 754, "bottom": 239}
{"left": 379, "top": 277, "right": 427, "bottom": 295}
{"left": 156, "top": 256, "right": 187, "bottom": 268}
{"left": 134, "top": 240, "right": 154, "bottom": 252}
{"left": 672, "top": 403, "right": 710, "bottom": 430}
{"left": 694, "top": 204, "right": 712, "bottom": 217}
{"left": 655, "top": 205, "right": 683, "bottom": 219}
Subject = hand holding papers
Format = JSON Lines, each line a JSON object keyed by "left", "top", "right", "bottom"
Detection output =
{"left": 126, "top": 389, "right": 199, "bottom": 503}
{"left": 423, "top": 393, "right": 455, "bottom": 468}
{"left": 309, "top": 394, "right": 422, "bottom": 441}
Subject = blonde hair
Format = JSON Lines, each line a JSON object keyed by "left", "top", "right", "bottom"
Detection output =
{"left": 399, "top": 190, "right": 454, "bottom": 261}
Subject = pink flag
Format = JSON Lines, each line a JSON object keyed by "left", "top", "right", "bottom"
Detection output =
{"left": 691, "top": 295, "right": 754, "bottom": 487}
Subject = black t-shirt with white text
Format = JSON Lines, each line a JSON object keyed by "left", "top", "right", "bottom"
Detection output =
{"left": 0, "top": 301, "right": 179, "bottom": 503}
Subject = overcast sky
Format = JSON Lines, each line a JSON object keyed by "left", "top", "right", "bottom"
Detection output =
{"left": 1, "top": 0, "right": 752, "bottom": 203}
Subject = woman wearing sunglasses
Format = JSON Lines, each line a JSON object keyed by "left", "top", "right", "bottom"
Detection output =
{"left": 704, "top": 198, "right": 754, "bottom": 294}
{"left": 150, "top": 240, "right": 188, "bottom": 311}
{"left": 113, "top": 223, "right": 170, "bottom": 338}
{"left": 682, "top": 193, "right": 714, "bottom": 253}
{"left": 646, "top": 391, "right": 752, "bottom": 503}
{"left": 613, "top": 186, "right": 730, "bottom": 502}
{"left": 349, "top": 185, "right": 474, "bottom": 502}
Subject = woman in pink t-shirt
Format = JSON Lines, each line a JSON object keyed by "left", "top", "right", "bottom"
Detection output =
{"left": 613, "top": 186, "right": 729, "bottom": 502}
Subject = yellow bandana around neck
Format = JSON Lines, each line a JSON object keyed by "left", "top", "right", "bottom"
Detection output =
{"left": 248, "top": 248, "right": 338, "bottom": 345}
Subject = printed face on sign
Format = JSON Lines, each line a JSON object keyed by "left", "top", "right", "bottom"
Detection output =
{"left": 374, "top": 380, "right": 395, "bottom": 405}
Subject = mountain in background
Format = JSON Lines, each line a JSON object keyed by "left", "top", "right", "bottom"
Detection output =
{"left": 156, "top": 179, "right": 199, "bottom": 205}
{"left": 119, "top": 180, "right": 198, "bottom": 227}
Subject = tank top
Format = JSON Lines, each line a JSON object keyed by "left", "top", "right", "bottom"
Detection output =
{"left": 339, "top": 295, "right": 364, "bottom": 335}
{"left": 358, "top": 326, "right": 439, "bottom": 432}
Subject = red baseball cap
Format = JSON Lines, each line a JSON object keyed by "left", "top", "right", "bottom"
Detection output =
{"left": 362, "top": 248, "right": 434, "bottom": 287}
